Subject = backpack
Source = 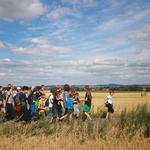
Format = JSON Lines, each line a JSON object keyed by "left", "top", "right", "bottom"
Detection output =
{"left": 45, "top": 96, "right": 49, "bottom": 107}
{"left": 28, "top": 92, "right": 33, "bottom": 105}
{"left": 14, "top": 92, "right": 21, "bottom": 105}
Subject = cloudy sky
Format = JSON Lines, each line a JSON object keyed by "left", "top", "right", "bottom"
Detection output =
{"left": 0, "top": 0, "right": 150, "bottom": 86}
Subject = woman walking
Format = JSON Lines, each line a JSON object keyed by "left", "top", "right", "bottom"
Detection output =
{"left": 82, "top": 86, "right": 92, "bottom": 121}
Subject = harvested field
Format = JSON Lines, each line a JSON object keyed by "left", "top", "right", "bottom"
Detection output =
{"left": 45, "top": 91, "right": 150, "bottom": 113}
{"left": 0, "top": 91, "right": 150, "bottom": 150}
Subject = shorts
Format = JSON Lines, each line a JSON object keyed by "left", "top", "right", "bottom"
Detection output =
{"left": 83, "top": 104, "right": 91, "bottom": 113}
{"left": 106, "top": 103, "right": 114, "bottom": 113}
{"left": 65, "top": 108, "right": 73, "bottom": 115}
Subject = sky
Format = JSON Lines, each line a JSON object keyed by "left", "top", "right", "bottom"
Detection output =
{"left": 0, "top": 0, "right": 150, "bottom": 86}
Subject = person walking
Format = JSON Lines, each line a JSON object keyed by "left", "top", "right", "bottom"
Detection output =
{"left": 13, "top": 87, "right": 22, "bottom": 117}
{"left": 59, "top": 88, "right": 74, "bottom": 122}
{"left": 82, "top": 86, "right": 92, "bottom": 121}
{"left": 19, "top": 86, "right": 30, "bottom": 123}
{"left": 0, "top": 86, "right": 5, "bottom": 114}
{"left": 5, "top": 84, "right": 16, "bottom": 120}
{"left": 105, "top": 90, "right": 114, "bottom": 119}
{"left": 73, "top": 92, "right": 80, "bottom": 119}
{"left": 46, "top": 88, "right": 55, "bottom": 119}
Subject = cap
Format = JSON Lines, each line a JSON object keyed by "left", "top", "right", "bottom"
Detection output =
{"left": 16, "top": 87, "right": 21, "bottom": 90}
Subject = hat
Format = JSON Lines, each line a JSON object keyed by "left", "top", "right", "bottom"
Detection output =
{"left": 17, "top": 87, "right": 21, "bottom": 90}
{"left": 56, "top": 85, "right": 61, "bottom": 89}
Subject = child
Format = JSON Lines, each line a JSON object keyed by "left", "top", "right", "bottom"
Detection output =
{"left": 46, "top": 88, "right": 55, "bottom": 119}
{"left": 56, "top": 91, "right": 64, "bottom": 118}
{"left": 105, "top": 90, "right": 114, "bottom": 119}
{"left": 73, "top": 92, "right": 80, "bottom": 119}
{"left": 38, "top": 96, "right": 47, "bottom": 119}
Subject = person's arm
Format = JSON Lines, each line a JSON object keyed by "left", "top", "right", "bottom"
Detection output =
{"left": 105, "top": 95, "right": 109, "bottom": 105}
{"left": 82, "top": 93, "right": 88, "bottom": 102}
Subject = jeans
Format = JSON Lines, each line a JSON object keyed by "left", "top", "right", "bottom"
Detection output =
{"left": 46, "top": 107, "right": 53, "bottom": 119}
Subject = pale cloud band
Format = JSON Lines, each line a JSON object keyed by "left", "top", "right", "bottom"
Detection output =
{"left": 0, "top": 57, "right": 149, "bottom": 86}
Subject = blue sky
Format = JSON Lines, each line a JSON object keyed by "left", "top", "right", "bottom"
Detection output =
{"left": 0, "top": 0, "right": 150, "bottom": 86}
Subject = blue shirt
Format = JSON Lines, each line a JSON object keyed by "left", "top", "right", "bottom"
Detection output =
{"left": 65, "top": 97, "right": 73, "bottom": 110}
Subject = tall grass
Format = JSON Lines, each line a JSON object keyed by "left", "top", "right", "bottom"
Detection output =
{"left": 119, "top": 103, "right": 150, "bottom": 138}
{"left": 0, "top": 103, "right": 150, "bottom": 150}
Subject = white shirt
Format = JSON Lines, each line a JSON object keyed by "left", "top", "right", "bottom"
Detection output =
{"left": 107, "top": 94, "right": 113, "bottom": 104}
{"left": 48, "top": 93, "right": 53, "bottom": 107}
{"left": 6, "top": 90, "right": 13, "bottom": 104}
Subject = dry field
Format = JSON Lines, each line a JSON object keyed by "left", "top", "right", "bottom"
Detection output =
{"left": 83, "top": 91, "right": 150, "bottom": 114}
{"left": 0, "top": 132, "right": 150, "bottom": 150}
{"left": 0, "top": 91, "right": 150, "bottom": 150}
{"left": 45, "top": 90, "right": 150, "bottom": 114}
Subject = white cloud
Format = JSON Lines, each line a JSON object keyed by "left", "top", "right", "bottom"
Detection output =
{"left": 0, "top": 0, "right": 46, "bottom": 22}
{"left": 0, "top": 42, "right": 5, "bottom": 50}
{"left": 46, "top": 7, "right": 71, "bottom": 20}
{"left": 6, "top": 38, "right": 71, "bottom": 57}
{"left": 30, "top": 38, "right": 49, "bottom": 45}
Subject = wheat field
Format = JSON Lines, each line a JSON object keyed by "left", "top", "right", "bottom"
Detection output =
{"left": 81, "top": 91, "right": 150, "bottom": 113}
{"left": 45, "top": 90, "right": 150, "bottom": 113}
{"left": 0, "top": 91, "right": 150, "bottom": 150}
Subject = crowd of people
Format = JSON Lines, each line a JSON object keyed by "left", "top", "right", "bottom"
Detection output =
{"left": 0, "top": 84, "right": 96, "bottom": 123}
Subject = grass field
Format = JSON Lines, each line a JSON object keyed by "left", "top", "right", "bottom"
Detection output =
{"left": 0, "top": 91, "right": 150, "bottom": 150}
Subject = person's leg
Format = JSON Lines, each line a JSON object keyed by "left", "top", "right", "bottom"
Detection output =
{"left": 46, "top": 107, "right": 53, "bottom": 119}
{"left": 82, "top": 112, "right": 87, "bottom": 121}
{"left": 24, "top": 106, "right": 30, "bottom": 122}
{"left": 106, "top": 112, "right": 109, "bottom": 119}
{"left": 84, "top": 112, "right": 92, "bottom": 120}
{"left": 106, "top": 104, "right": 112, "bottom": 119}
{"left": 110, "top": 105, "right": 114, "bottom": 119}
{"left": 52, "top": 108, "right": 59, "bottom": 123}
{"left": 69, "top": 113, "right": 73, "bottom": 122}
{"left": 76, "top": 108, "right": 80, "bottom": 118}
{"left": 40, "top": 112, "right": 46, "bottom": 120}
{"left": 110, "top": 113, "right": 113, "bottom": 119}
{"left": 59, "top": 114, "right": 68, "bottom": 120}
{"left": 15, "top": 105, "right": 21, "bottom": 117}
{"left": 8, "top": 104, "right": 16, "bottom": 119}
{"left": 73, "top": 108, "right": 77, "bottom": 117}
